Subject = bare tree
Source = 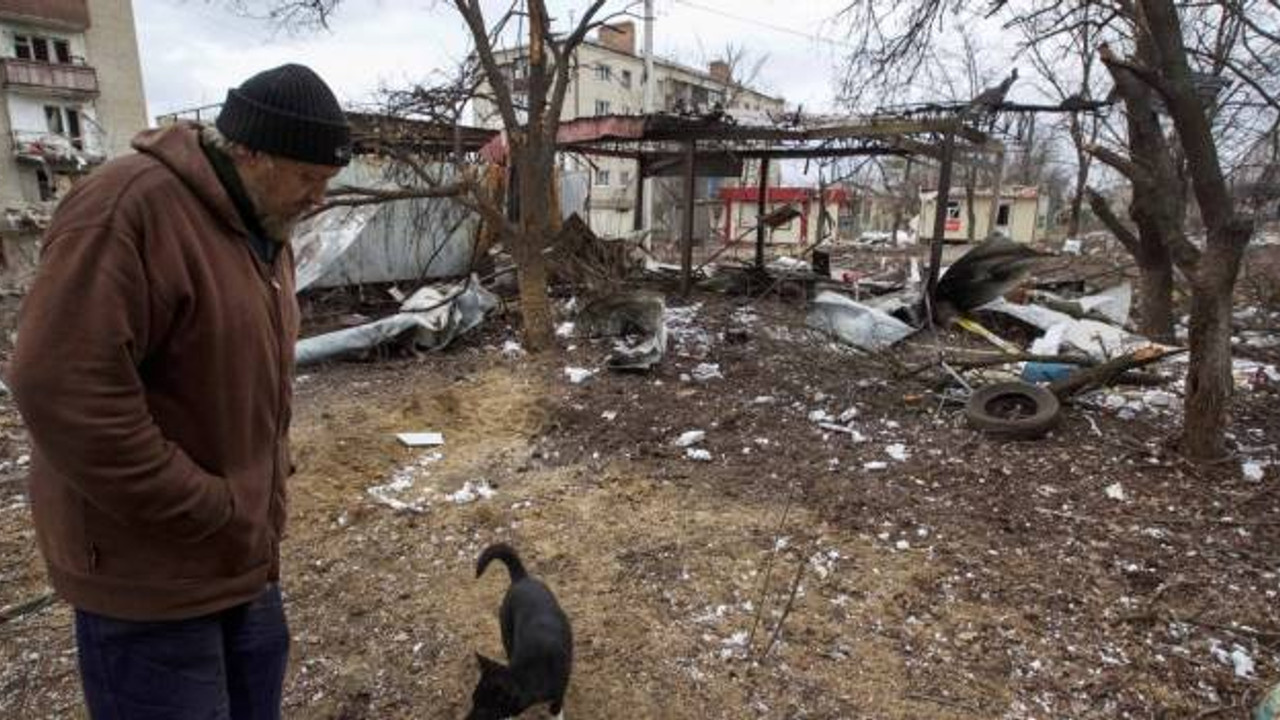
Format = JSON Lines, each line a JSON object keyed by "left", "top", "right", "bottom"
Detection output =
{"left": 836, "top": 0, "right": 1280, "bottom": 459}
{"left": 229, "top": 0, "right": 639, "bottom": 351}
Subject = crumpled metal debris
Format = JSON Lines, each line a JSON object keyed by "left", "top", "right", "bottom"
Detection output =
{"left": 295, "top": 275, "right": 497, "bottom": 365}
{"left": 807, "top": 291, "right": 917, "bottom": 351}
{"left": 576, "top": 291, "right": 668, "bottom": 370}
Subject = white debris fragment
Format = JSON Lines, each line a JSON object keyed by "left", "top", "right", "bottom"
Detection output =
{"left": 446, "top": 480, "right": 496, "bottom": 505}
{"left": 685, "top": 448, "right": 712, "bottom": 462}
{"left": 1211, "top": 640, "right": 1257, "bottom": 678}
{"left": 564, "top": 367, "right": 595, "bottom": 384}
{"left": 863, "top": 461, "right": 888, "bottom": 471}
{"left": 752, "top": 395, "right": 776, "bottom": 405}
{"left": 601, "top": 410, "right": 618, "bottom": 422}
{"left": 1243, "top": 461, "right": 1266, "bottom": 483}
{"left": 1104, "top": 482, "right": 1127, "bottom": 501}
{"left": 885, "top": 443, "right": 909, "bottom": 462}
{"left": 808, "top": 409, "right": 833, "bottom": 423}
{"left": 895, "top": 539, "right": 910, "bottom": 551}
{"left": 1142, "top": 390, "right": 1176, "bottom": 408}
{"left": 555, "top": 321, "right": 576, "bottom": 338}
{"left": 500, "top": 340, "right": 525, "bottom": 358}
{"left": 691, "top": 363, "right": 723, "bottom": 381}
{"left": 396, "top": 432, "right": 444, "bottom": 447}
{"left": 674, "top": 430, "right": 707, "bottom": 448}
{"left": 838, "top": 407, "right": 860, "bottom": 423}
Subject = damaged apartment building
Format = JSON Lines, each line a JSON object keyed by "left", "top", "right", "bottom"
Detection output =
{"left": 0, "top": 0, "right": 146, "bottom": 246}
{"left": 473, "top": 22, "right": 785, "bottom": 240}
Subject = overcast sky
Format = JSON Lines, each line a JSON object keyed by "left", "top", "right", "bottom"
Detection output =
{"left": 134, "top": 0, "right": 864, "bottom": 123}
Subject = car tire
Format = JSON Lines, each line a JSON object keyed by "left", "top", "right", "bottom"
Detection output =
{"left": 964, "top": 381, "right": 1062, "bottom": 440}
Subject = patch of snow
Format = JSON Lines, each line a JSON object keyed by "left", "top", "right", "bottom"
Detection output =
{"left": 674, "top": 430, "right": 707, "bottom": 448}
{"left": 446, "top": 480, "right": 496, "bottom": 505}
{"left": 1105, "top": 482, "right": 1127, "bottom": 501}
{"left": 886, "top": 443, "right": 909, "bottom": 462}
{"left": 1243, "top": 461, "right": 1267, "bottom": 483}
{"left": 564, "top": 367, "right": 595, "bottom": 384}
{"left": 686, "top": 448, "right": 712, "bottom": 462}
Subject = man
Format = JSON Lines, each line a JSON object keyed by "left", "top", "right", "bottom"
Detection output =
{"left": 8, "top": 63, "right": 350, "bottom": 718}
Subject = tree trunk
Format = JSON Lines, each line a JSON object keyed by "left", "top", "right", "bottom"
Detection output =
{"left": 1181, "top": 254, "right": 1240, "bottom": 459}
{"left": 1086, "top": 187, "right": 1176, "bottom": 342}
{"left": 1136, "top": 249, "right": 1174, "bottom": 343}
{"left": 515, "top": 248, "right": 555, "bottom": 351}
{"left": 1134, "top": 0, "right": 1255, "bottom": 459}
{"left": 1068, "top": 144, "right": 1089, "bottom": 238}
{"left": 965, "top": 166, "right": 977, "bottom": 243}
{"left": 512, "top": 143, "right": 557, "bottom": 352}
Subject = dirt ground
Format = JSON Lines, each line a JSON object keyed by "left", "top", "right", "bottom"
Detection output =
{"left": 1, "top": 243, "right": 1279, "bottom": 719}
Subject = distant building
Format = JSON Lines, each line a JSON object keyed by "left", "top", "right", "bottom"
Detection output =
{"left": 918, "top": 186, "right": 1047, "bottom": 244}
{"left": 0, "top": 0, "right": 148, "bottom": 210}
{"left": 716, "top": 186, "right": 850, "bottom": 246}
{"left": 473, "top": 21, "right": 785, "bottom": 239}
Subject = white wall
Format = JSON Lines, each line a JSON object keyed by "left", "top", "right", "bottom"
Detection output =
{"left": 5, "top": 93, "right": 101, "bottom": 154}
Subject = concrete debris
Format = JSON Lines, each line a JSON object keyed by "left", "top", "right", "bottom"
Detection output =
{"left": 691, "top": 363, "right": 724, "bottom": 382}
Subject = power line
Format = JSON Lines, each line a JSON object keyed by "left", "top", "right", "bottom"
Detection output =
{"left": 669, "top": 0, "right": 859, "bottom": 51}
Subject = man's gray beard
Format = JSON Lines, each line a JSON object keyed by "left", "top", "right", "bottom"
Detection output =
{"left": 258, "top": 213, "right": 299, "bottom": 244}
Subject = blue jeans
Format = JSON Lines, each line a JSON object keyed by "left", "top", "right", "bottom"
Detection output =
{"left": 74, "top": 584, "right": 290, "bottom": 720}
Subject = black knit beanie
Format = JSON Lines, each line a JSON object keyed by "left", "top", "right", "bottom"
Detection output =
{"left": 216, "top": 64, "right": 352, "bottom": 167}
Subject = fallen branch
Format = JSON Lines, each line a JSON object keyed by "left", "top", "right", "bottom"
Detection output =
{"left": 1049, "top": 347, "right": 1188, "bottom": 399}
{"left": 0, "top": 591, "right": 55, "bottom": 625}
{"left": 757, "top": 553, "right": 806, "bottom": 662}
{"left": 901, "top": 352, "right": 1095, "bottom": 378}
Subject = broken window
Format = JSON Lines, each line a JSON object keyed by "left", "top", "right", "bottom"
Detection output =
{"left": 620, "top": 69, "right": 632, "bottom": 88}
{"left": 53, "top": 39, "right": 71, "bottom": 64}
{"left": 44, "top": 105, "right": 64, "bottom": 135}
{"left": 595, "top": 169, "right": 610, "bottom": 186}
{"left": 946, "top": 201, "right": 961, "bottom": 219}
{"left": 66, "top": 108, "right": 82, "bottom": 148}
{"left": 14, "top": 35, "right": 31, "bottom": 60}
{"left": 36, "top": 168, "right": 55, "bottom": 202}
{"left": 595, "top": 63, "right": 611, "bottom": 81}
{"left": 996, "top": 203, "right": 1011, "bottom": 226}
{"left": 594, "top": 99, "right": 611, "bottom": 115}
{"left": 31, "top": 36, "right": 49, "bottom": 62}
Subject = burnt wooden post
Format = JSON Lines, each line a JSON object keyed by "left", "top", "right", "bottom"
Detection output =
{"left": 924, "top": 129, "right": 956, "bottom": 319}
{"left": 633, "top": 155, "right": 646, "bottom": 231}
{"left": 755, "top": 156, "right": 770, "bottom": 271}
{"left": 681, "top": 140, "right": 696, "bottom": 297}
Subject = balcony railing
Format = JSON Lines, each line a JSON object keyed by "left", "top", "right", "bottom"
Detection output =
{"left": 0, "top": 58, "right": 98, "bottom": 98}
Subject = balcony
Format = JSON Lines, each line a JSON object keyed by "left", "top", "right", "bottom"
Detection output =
{"left": 12, "top": 130, "right": 105, "bottom": 171}
{"left": 0, "top": 58, "right": 98, "bottom": 99}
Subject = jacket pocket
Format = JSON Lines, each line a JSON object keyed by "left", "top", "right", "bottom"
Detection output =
{"left": 82, "top": 473, "right": 270, "bottom": 581}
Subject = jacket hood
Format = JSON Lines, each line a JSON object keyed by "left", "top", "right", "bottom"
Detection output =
{"left": 132, "top": 122, "right": 248, "bottom": 238}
